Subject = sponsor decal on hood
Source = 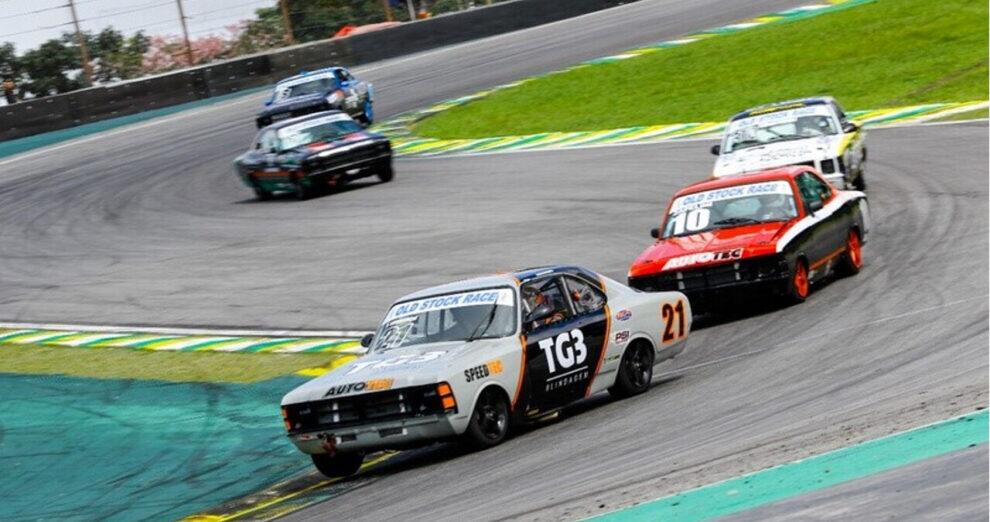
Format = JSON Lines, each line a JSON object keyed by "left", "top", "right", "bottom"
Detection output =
{"left": 324, "top": 378, "right": 394, "bottom": 397}
{"left": 663, "top": 247, "right": 743, "bottom": 271}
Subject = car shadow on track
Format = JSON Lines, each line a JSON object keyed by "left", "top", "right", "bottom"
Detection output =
{"left": 233, "top": 181, "right": 383, "bottom": 204}
{"left": 355, "top": 376, "right": 684, "bottom": 480}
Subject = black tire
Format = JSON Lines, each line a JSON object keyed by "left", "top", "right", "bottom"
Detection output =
{"left": 463, "top": 387, "right": 510, "bottom": 449}
{"left": 608, "top": 341, "right": 655, "bottom": 398}
{"left": 784, "top": 258, "right": 810, "bottom": 304}
{"left": 311, "top": 452, "right": 363, "bottom": 478}
{"left": 837, "top": 229, "right": 863, "bottom": 276}
{"left": 256, "top": 117, "right": 271, "bottom": 129}
{"left": 377, "top": 161, "right": 394, "bottom": 183}
{"left": 294, "top": 180, "right": 314, "bottom": 201}
{"left": 253, "top": 187, "right": 272, "bottom": 201}
{"left": 852, "top": 172, "right": 866, "bottom": 190}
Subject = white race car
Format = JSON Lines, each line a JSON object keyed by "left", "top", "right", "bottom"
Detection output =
{"left": 280, "top": 265, "right": 690, "bottom": 477}
{"left": 711, "top": 97, "right": 866, "bottom": 190}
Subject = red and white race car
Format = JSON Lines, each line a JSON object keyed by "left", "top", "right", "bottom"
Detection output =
{"left": 627, "top": 166, "right": 869, "bottom": 310}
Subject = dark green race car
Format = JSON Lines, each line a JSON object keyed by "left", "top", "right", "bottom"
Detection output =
{"left": 234, "top": 111, "right": 393, "bottom": 201}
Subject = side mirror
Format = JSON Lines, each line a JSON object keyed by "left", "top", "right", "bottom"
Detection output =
{"left": 650, "top": 227, "right": 660, "bottom": 239}
{"left": 710, "top": 144, "right": 721, "bottom": 155}
{"left": 360, "top": 333, "right": 374, "bottom": 348}
{"left": 806, "top": 197, "right": 824, "bottom": 214}
{"left": 264, "top": 100, "right": 272, "bottom": 106}
{"left": 268, "top": 146, "right": 278, "bottom": 154}
{"left": 843, "top": 121, "right": 859, "bottom": 133}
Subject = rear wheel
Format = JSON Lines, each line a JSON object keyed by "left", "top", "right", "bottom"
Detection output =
{"left": 311, "top": 452, "right": 363, "bottom": 478}
{"left": 608, "top": 341, "right": 654, "bottom": 398}
{"left": 294, "top": 180, "right": 315, "bottom": 201}
{"left": 852, "top": 173, "right": 866, "bottom": 190}
{"left": 463, "top": 387, "right": 509, "bottom": 449}
{"left": 253, "top": 187, "right": 272, "bottom": 201}
{"left": 785, "top": 258, "right": 810, "bottom": 304}
{"left": 838, "top": 229, "right": 863, "bottom": 276}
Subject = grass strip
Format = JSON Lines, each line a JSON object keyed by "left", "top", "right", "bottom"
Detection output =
{"left": 416, "top": 0, "right": 987, "bottom": 139}
{"left": 0, "top": 342, "right": 352, "bottom": 383}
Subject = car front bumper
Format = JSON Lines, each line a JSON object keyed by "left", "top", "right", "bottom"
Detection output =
{"left": 288, "top": 414, "right": 458, "bottom": 454}
{"left": 629, "top": 256, "right": 790, "bottom": 310}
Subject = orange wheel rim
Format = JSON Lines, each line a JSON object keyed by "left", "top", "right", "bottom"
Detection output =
{"left": 794, "top": 263, "right": 809, "bottom": 298}
{"left": 848, "top": 231, "right": 862, "bottom": 268}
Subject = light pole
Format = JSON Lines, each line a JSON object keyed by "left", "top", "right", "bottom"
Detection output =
{"left": 279, "top": 0, "right": 296, "bottom": 44}
{"left": 175, "top": 0, "right": 195, "bottom": 66}
{"left": 67, "top": 0, "right": 94, "bottom": 84}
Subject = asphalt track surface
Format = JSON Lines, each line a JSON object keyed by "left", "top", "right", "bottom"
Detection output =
{"left": 0, "top": 1, "right": 986, "bottom": 520}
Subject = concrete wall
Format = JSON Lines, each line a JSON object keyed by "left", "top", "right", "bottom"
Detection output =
{"left": 1, "top": 0, "right": 628, "bottom": 142}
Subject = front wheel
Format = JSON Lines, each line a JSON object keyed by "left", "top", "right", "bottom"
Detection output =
{"left": 608, "top": 341, "right": 655, "bottom": 398}
{"left": 784, "top": 258, "right": 810, "bottom": 304}
{"left": 463, "top": 388, "right": 509, "bottom": 449}
{"left": 358, "top": 100, "right": 374, "bottom": 126}
{"left": 377, "top": 161, "right": 394, "bottom": 183}
{"left": 311, "top": 452, "right": 363, "bottom": 478}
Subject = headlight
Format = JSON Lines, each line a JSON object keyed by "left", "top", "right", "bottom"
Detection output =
{"left": 820, "top": 158, "right": 837, "bottom": 174}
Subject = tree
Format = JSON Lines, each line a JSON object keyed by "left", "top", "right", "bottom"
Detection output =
{"left": 0, "top": 42, "right": 18, "bottom": 79}
{"left": 90, "top": 28, "right": 151, "bottom": 83}
{"left": 19, "top": 38, "right": 82, "bottom": 96}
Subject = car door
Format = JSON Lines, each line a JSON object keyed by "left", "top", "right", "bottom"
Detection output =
{"left": 520, "top": 276, "right": 606, "bottom": 412}
{"left": 795, "top": 172, "right": 845, "bottom": 277}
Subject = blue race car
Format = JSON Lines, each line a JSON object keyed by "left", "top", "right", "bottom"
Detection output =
{"left": 256, "top": 67, "right": 374, "bottom": 128}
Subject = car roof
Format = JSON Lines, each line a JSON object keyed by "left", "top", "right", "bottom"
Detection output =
{"left": 393, "top": 265, "right": 603, "bottom": 303}
{"left": 276, "top": 67, "right": 343, "bottom": 85}
{"left": 730, "top": 96, "right": 836, "bottom": 121}
{"left": 261, "top": 110, "right": 349, "bottom": 131}
{"left": 674, "top": 167, "right": 807, "bottom": 197}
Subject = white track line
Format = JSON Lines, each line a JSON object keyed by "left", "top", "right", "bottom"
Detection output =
{"left": 0, "top": 321, "right": 370, "bottom": 339}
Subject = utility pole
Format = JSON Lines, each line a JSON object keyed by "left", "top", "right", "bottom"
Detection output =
{"left": 405, "top": 0, "right": 416, "bottom": 20}
{"left": 381, "top": 0, "right": 394, "bottom": 22}
{"left": 67, "top": 0, "right": 93, "bottom": 85}
{"left": 279, "top": 0, "right": 295, "bottom": 44}
{"left": 175, "top": 0, "right": 195, "bottom": 66}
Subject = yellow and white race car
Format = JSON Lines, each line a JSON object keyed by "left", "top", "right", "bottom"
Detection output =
{"left": 711, "top": 97, "right": 866, "bottom": 190}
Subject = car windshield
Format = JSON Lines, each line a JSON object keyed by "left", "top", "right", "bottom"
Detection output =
{"left": 276, "top": 114, "right": 363, "bottom": 150}
{"left": 663, "top": 180, "right": 798, "bottom": 238}
{"left": 373, "top": 288, "right": 517, "bottom": 352}
{"left": 723, "top": 106, "right": 838, "bottom": 153}
{"left": 272, "top": 75, "right": 335, "bottom": 102}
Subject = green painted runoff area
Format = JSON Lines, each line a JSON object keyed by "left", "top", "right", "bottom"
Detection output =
{"left": 416, "top": 0, "right": 989, "bottom": 138}
{"left": 593, "top": 410, "right": 989, "bottom": 522}
{"left": 0, "top": 372, "right": 310, "bottom": 521}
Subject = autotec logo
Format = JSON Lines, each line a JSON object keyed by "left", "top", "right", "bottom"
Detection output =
{"left": 663, "top": 248, "right": 743, "bottom": 271}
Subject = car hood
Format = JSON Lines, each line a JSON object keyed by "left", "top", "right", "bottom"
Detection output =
{"left": 259, "top": 93, "right": 327, "bottom": 115}
{"left": 629, "top": 221, "right": 787, "bottom": 277}
{"left": 281, "top": 339, "right": 501, "bottom": 405}
{"left": 713, "top": 135, "right": 842, "bottom": 177}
